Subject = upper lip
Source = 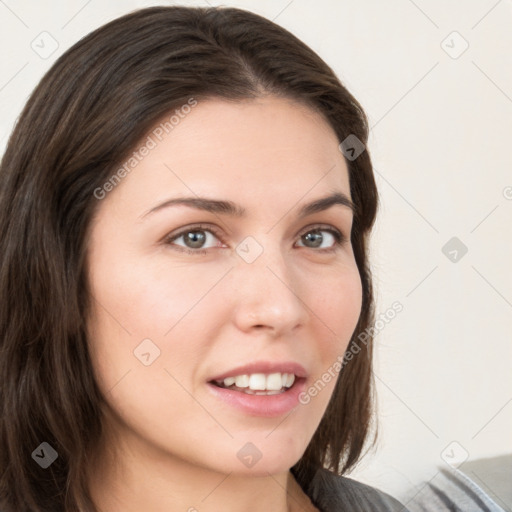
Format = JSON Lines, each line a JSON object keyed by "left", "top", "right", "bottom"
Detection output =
{"left": 208, "top": 361, "right": 308, "bottom": 382}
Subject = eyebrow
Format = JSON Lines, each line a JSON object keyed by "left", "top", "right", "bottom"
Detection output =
{"left": 140, "top": 191, "right": 355, "bottom": 220}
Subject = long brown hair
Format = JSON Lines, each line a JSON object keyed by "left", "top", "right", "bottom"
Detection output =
{"left": 0, "top": 6, "right": 379, "bottom": 511}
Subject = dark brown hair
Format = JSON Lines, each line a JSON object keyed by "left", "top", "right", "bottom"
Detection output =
{"left": 0, "top": 6, "right": 378, "bottom": 511}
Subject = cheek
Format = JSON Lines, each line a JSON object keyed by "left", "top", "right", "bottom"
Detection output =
{"left": 308, "top": 263, "right": 363, "bottom": 362}
{"left": 86, "top": 254, "right": 228, "bottom": 390}
{"left": 293, "top": 263, "right": 362, "bottom": 415}
{"left": 85, "top": 257, "right": 220, "bottom": 442}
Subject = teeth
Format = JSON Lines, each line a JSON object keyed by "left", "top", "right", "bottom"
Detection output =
{"left": 235, "top": 375, "right": 249, "bottom": 388}
{"left": 220, "top": 372, "right": 296, "bottom": 391}
{"left": 249, "top": 373, "right": 267, "bottom": 390}
{"left": 223, "top": 376, "right": 236, "bottom": 387}
{"left": 266, "top": 373, "right": 283, "bottom": 391}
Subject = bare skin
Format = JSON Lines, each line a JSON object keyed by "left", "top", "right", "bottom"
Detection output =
{"left": 86, "top": 95, "right": 361, "bottom": 512}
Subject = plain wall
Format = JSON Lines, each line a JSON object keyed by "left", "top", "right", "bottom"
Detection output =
{"left": 1, "top": 0, "right": 511, "bottom": 505}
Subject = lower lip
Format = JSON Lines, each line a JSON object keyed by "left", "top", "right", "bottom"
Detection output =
{"left": 206, "top": 378, "right": 307, "bottom": 418}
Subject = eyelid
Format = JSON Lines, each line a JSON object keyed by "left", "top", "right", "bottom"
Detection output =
{"left": 297, "top": 222, "right": 346, "bottom": 240}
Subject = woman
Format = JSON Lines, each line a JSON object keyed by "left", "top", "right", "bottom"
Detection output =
{"left": 0, "top": 6, "right": 409, "bottom": 511}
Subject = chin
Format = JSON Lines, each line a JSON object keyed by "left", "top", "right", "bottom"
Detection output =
{"left": 227, "top": 442, "right": 306, "bottom": 477}
{"left": 195, "top": 442, "right": 305, "bottom": 478}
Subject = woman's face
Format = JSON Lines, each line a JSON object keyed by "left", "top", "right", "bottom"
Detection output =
{"left": 86, "top": 96, "right": 362, "bottom": 477}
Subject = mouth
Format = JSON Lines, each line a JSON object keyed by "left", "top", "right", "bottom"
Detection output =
{"left": 209, "top": 372, "right": 299, "bottom": 396}
{"left": 206, "top": 363, "right": 308, "bottom": 417}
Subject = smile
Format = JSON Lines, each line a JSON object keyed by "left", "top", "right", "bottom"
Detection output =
{"left": 210, "top": 372, "right": 296, "bottom": 395}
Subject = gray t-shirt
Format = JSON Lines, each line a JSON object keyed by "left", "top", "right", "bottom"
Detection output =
{"left": 303, "top": 467, "right": 409, "bottom": 511}
{"left": 304, "top": 463, "right": 509, "bottom": 511}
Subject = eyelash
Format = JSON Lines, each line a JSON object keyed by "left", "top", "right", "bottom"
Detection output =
{"left": 163, "top": 223, "right": 347, "bottom": 255}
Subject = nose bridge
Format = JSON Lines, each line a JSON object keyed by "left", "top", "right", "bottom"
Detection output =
{"left": 230, "top": 235, "right": 308, "bottom": 333}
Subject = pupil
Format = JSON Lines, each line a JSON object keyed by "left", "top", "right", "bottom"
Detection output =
{"left": 304, "top": 231, "right": 322, "bottom": 248}
{"left": 185, "top": 231, "right": 206, "bottom": 248}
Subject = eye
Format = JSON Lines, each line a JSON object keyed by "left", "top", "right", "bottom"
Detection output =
{"left": 164, "top": 224, "right": 225, "bottom": 254}
{"left": 163, "top": 224, "right": 347, "bottom": 255}
{"left": 295, "top": 226, "right": 347, "bottom": 252}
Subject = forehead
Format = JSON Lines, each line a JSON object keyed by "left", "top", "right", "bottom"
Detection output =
{"left": 94, "top": 96, "right": 352, "bottom": 221}
{"left": 161, "top": 95, "right": 344, "bottom": 163}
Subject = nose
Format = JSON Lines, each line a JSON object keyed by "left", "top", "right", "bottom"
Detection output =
{"left": 230, "top": 243, "right": 308, "bottom": 336}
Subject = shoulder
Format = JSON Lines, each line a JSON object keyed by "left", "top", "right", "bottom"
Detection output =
{"left": 408, "top": 462, "right": 508, "bottom": 511}
{"left": 304, "top": 467, "right": 410, "bottom": 512}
